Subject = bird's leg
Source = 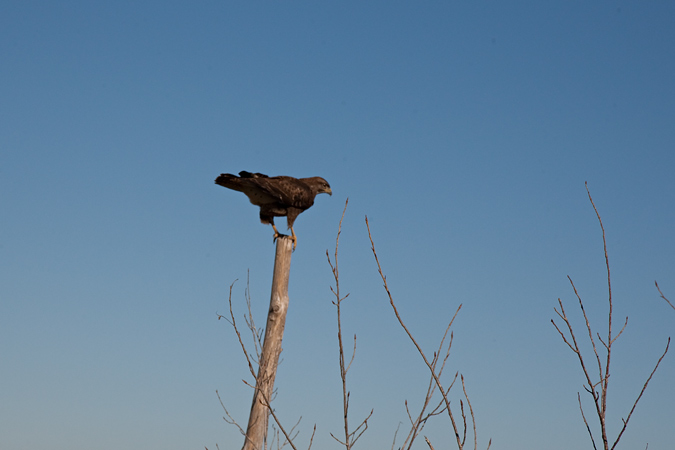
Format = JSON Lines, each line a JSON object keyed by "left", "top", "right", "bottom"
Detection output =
{"left": 290, "top": 226, "right": 297, "bottom": 251}
{"left": 271, "top": 223, "right": 281, "bottom": 242}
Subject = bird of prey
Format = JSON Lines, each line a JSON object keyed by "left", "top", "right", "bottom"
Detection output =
{"left": 215, "top": 171, "right": 332, "bottom": 250}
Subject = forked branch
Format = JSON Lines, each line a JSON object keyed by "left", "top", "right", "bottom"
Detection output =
{"left": 366, "top": 216, "right": 490, "bottom": 450}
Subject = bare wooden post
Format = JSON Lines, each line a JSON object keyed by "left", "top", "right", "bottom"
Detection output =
{"left": 242, "top": 235, "right": 293, "bottom": 450}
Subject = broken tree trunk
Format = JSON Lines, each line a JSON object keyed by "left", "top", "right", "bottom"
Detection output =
{"left": 242, "top": 235, "right": 293, "bottom": 450}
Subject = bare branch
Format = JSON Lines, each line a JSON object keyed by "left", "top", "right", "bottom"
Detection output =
{"left": 397, "top": 349, "right": 449, "bottom": 450}
{"left": 552, "top": 183, "right": 670, "bottom": 450}
{"left": 220, "top": 280, "right": 258, "bottom": 379}
{"left": 461, "top": 375, "right": 478, "bottom": 450}
{"left": 306, "top": 425, "right": 316, "bottom": 450}
{"left": 216, "top": 389, "right": 247, "bottom": 438}
{"left": 346, "top": 334, "right": 357, "bottom": 375}
{"left": 329, "top": 433, "right": 347, "bottom": 446}
{"left": 586, "top": 182, "right": 613, "bottom": 449}
{"left": 552, "top": 291, "right": 601, "bottom": 420}
{"left": 391, "top": 422, "right": 401, "bottom": 450}
{"left": 258, "top": 390, "right": 300, "bottom": 450}
{"left": 552, "top": 301, "right": 580, "bottom": 352}
{"left": 404, "top": 400, "right": 415, "bottom": 427}
{"left": 245, "top": 271, "right": 263, "bottom": 361}
{"left": 367, "top": 215, "right": 472, "bottom": 450}
{"left": 328, "top": 199, "right": 374, "bottom": 449}
{"left": 578, "top": 392, "right": 598, "bottom": 450}
{"left": 610, "top": 337, "right": 670, "bottom": 450}
{"left": 609, "top": 316, "right": 628, "bottom": 345}
{"left": 350, "top": 409, "right": 374, "bottom": 446}
{"left": 459, "top": 399, "right": 467, "bottom": 447}
{"left": 655, "top": 281, "right": 675, "bottom": 311}
{"left": 568, "top": 276, "right": 604, "bottom": 389}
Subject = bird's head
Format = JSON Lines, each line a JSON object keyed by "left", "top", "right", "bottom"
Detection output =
{"left": 316, "top": 177, "right": 332, "bottom": 196}
{"left": 303, "top": 176, "right": 332, "bottom": 196}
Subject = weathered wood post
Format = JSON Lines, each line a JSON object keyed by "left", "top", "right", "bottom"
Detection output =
{"left": 242, "top": 235, "right": 293, "bottom": 450}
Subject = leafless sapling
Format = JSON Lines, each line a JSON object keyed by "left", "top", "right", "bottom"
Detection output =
{"left": 551, "top": 182, "right": 670, "bottom": 450}
{"left": 326, "top": 199, "right": 374, "bottom": 449}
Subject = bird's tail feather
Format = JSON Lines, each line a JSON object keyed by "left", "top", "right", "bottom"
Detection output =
{"left": 215, "top": 173, "right": 245, "bottom": 191}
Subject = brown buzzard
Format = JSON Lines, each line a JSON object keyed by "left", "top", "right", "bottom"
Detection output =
{"left": 215, "top": 171, "right": 332, "bottom": 249}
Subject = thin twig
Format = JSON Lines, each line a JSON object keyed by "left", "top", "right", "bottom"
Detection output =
{"left": 217, "top": 390, "right": 247, "bottom": 437}
{"left": 218, "top": 280, "right": 258, "bottom": 379}
{"left": 306, "top": 425, "right": 316, "bottom": 450}
{"left": 245, "top": 271, "right": 264, "bottom": 362}
{"left": 391, "top": 422, "right": 402, "bottom": 450}
{"left": 569, "top": 276, "right": 604, "bottom": 387}
{"left": 655, "top": 281, "right": 675, "bottom": 311}
{"left": 578, "top": 392, "right": 598, "bottom": 450}
{"left": 552, "top": 294, "right": 601, "bottom": 414}
{"left": 461, "top": 376, "right": 478, "bottom": 450}
{"left": 459, "top": 399, "right": 467, "bottom": 447}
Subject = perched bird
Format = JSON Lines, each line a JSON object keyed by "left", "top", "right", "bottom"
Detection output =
{"left": 215, "top": 171, "right": 332, "bottom": 250}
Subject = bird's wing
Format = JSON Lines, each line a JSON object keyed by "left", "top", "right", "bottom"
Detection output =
{"left": 248, "top": 176, "right": 313, "bottom": 208}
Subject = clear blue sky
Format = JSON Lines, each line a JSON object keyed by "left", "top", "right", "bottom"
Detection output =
{"left": 1, "top": 2, "right": 674, "bottom": 449}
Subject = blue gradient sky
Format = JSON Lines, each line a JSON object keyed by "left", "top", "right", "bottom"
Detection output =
{"left": 1, "top": 2, "right": 674, "bottom": 449}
